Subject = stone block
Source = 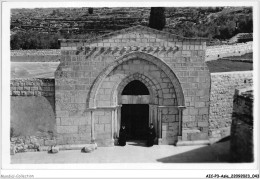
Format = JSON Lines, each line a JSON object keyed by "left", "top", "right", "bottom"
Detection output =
{"left": 195, "top": 102, "right": 205, "bottom": 108}
{"left": 95, "top": 124, "right": 105, "bottom": 132}
{"left": 27, "top": 91, "right": 34, "bottom": 96}
{"left": 23, "top": 86, "right": 30, "bottom": 91}
{"left": 12, "top": 91, "right": 20, "bottom": 96}
{"left": 169, "top": 108, "right": 178, "bottom": 114}
{"left": 189, "top": 108, "right": 198, "bottom": 115}
{"left": 94, "top": 111, "right": 105, "bottom": 116}
{"left": 162, "top": 131, "right": 167, "bottom": 138}
{"left": 99, "top": 115, "right": 111, "bottom": 124}
{"left": 48, "top": 146, "right": 59, "bottom": 154}
{"left": 62, "top": 117, "right": 90, "bottom": 126}
{"left": 186, "top": 121, "right": 197, "bottom": 128}
{"left": 163, "top": 93, "right": 172, "bottom": 99}
{"left": 105, "top": 124, "right": 111, "bottom": 132}
{"left": 162, "top": 115, "right": 175, "bottom": 122}
{"left": 20, "top": 91, "right": 27, "bottom": 96}
{"left": 162, "top": 108, "right": 168, "bottom": 114}
{"left": 79, "top": 125, "right": 91, "bottom": 134}
{"left": 44, "top": 139, "right": 56, "bottom": 146}
{"left": 198, "top": 121, "right": 208, "bottom": 127}
{"left": 190, "top": 132, "right": 208, "bottom": 141}
{"left": 201, "top": 127, "right": 209, "bottom": 133}
{"left": 30, "top": 87, "right": 38, "bottom": 91}
{"left": 199, "top": 108, "right": 209, "bottom": 115}
{"left": 95, "top": 132, "right": 110, "bottom": 140}
{"left": 168, "top": 123, "right": 178, "bottom": 130}
{"left": 81, "top": 143, "right": 97, "bottom": 153}
{"left": 162, "top": 123, "right": 168, "bottom": 131}
{"left": 56, "top": 111, "right": 69, "bottom": 117}
{"left": 163, "top": 99, "right": 174, "bottom": 105}
{"left": 57, "top": 126, "right": 78, "bottom": 134}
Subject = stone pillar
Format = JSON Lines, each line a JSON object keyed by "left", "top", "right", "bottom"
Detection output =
{"left": 111, "top": 109, "right": 114, "bottom": 142}
{"left": 117, "top": 106, "right": 121, "bottom": 138}
{"left": 90, "top": 110, "right": 95, "bottom": 143}
{"left": 154, "top": 106, "right": 158, "bottom": 138}
{"left": 158, "top": 107, "right": 162, "bottom": 144}
{"left": 114, "top": 108, "right": 118, "bottom": 139}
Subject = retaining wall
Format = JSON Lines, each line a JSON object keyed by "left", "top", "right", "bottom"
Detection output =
{"left": 205, "top": 42, "right": 253, "bottom": 61}
{"left": 10, "top": 79, "right": 56, "bottom": 153}
{"left": 11, "top": 50, "right": 60, "bottom": 62}
{"left": 209, "top": 71, "right": 253, "bottom": 143}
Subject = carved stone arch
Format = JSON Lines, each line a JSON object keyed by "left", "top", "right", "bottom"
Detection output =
{"left": 87, "top": 51, "right": 184, "bottom": 108}
{"left": 111, "top": 72, "right": 163, "bottom": 106}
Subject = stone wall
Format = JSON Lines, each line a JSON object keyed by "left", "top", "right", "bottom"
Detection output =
{"left": 10, "top": 79, "right": 56, "bottom": 153}
{"left": 11, "top": 50, "right": 60, "bottom": 62}
{"left": 230, "top": 87, "right": 253, "bottom": 162}
{"left": 205, "top": 42, "right": 252, "bottom": 61}
{"left": 209, "top": 71, "right": 253, "bottom": 143}
{"left": 11, "top": 79, "right": 55, "bottom": 96}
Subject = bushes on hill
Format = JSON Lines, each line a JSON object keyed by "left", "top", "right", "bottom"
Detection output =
{"left": 11, "top": 32, "right": 61, "bottom": 50}
{"left": 167, "top": 7, "right": 253, "bottom": 40}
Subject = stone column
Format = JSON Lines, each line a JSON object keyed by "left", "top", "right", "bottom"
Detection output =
{"left": 114, "top": 108, "right": 118, "bottom": 139}
{"left": 117, "top": 106, "right": 121, "bottom": 138}
{"left": 90, "top": 110, "right": 95, "bottom": 143}
{"left": 158, "top": 107, "right": 162, "bottom": 144}
{"left": 153, "top": 106, "right": 158, "bottom": 138}
{"left": 111, "top": 109, "right": 114, "bottom": 142}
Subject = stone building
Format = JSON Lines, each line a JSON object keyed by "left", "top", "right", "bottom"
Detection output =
{"left": 55, "top": 25, "right": 211, "bottom": 147}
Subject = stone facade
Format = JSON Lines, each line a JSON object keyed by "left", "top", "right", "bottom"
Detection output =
{"left": 209, "top": 71, "right": 253, "bottom": 143}
{"left": 230, "top": 87, "right": 253, "bottom": 162}
{"left": 55, "top": 25, "right": 211, "bottom": 146}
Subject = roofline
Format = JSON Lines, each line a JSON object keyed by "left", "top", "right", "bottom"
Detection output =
{"left": 58, "top": 25, "right": 209, "bottom": 43}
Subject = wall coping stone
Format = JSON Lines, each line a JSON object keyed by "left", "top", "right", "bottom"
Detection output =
{"left": 11, "top": 49, "right": 61, "bottom": 56}
{"left": 210, "top": 70, "right": 253, "bottom": 75}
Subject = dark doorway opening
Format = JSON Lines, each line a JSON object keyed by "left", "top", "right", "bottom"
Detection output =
{"left": 122, "top": 80, "right": 149, "bottom": 95}
{"left": 121, "top": 104, "right": 149, "bottom": 140}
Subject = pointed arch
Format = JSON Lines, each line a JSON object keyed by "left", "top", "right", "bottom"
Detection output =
{"left": 87, "top": 51, "right": 184, "bottom": 108}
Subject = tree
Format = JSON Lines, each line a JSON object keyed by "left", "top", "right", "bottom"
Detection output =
{"left": 149, "top": 7, "right": 166, "bottom": 30}
{"left": 11, "top": 34, "right": 22, "bottom": 50}
{"left": 88, "top": 8, "right": 94, "bottom": 14}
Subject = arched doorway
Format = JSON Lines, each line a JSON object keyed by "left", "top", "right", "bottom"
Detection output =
{"left": 121, "top": 80, "right": 150, "bottom": 140}
{"left": 88, "top": 52, "right": 186, "bottom": 145}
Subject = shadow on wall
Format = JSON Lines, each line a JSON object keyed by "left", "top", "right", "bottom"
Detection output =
{"left": 11, "top": 96, "right": 56, "bottom": 138}
{"left": 156, "top": 140, "right": 231, "bottom": 163}
{"left": 230, "top": 88, "right": 254, "bottom": 162}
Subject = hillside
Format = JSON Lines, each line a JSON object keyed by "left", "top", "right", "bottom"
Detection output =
{"left": 10, "top": 7, "right": 253, "bottom": 49}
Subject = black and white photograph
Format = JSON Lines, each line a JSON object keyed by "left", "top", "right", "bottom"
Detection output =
{"left": 1, "top": 1, "right": 259, "bottom": 178}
